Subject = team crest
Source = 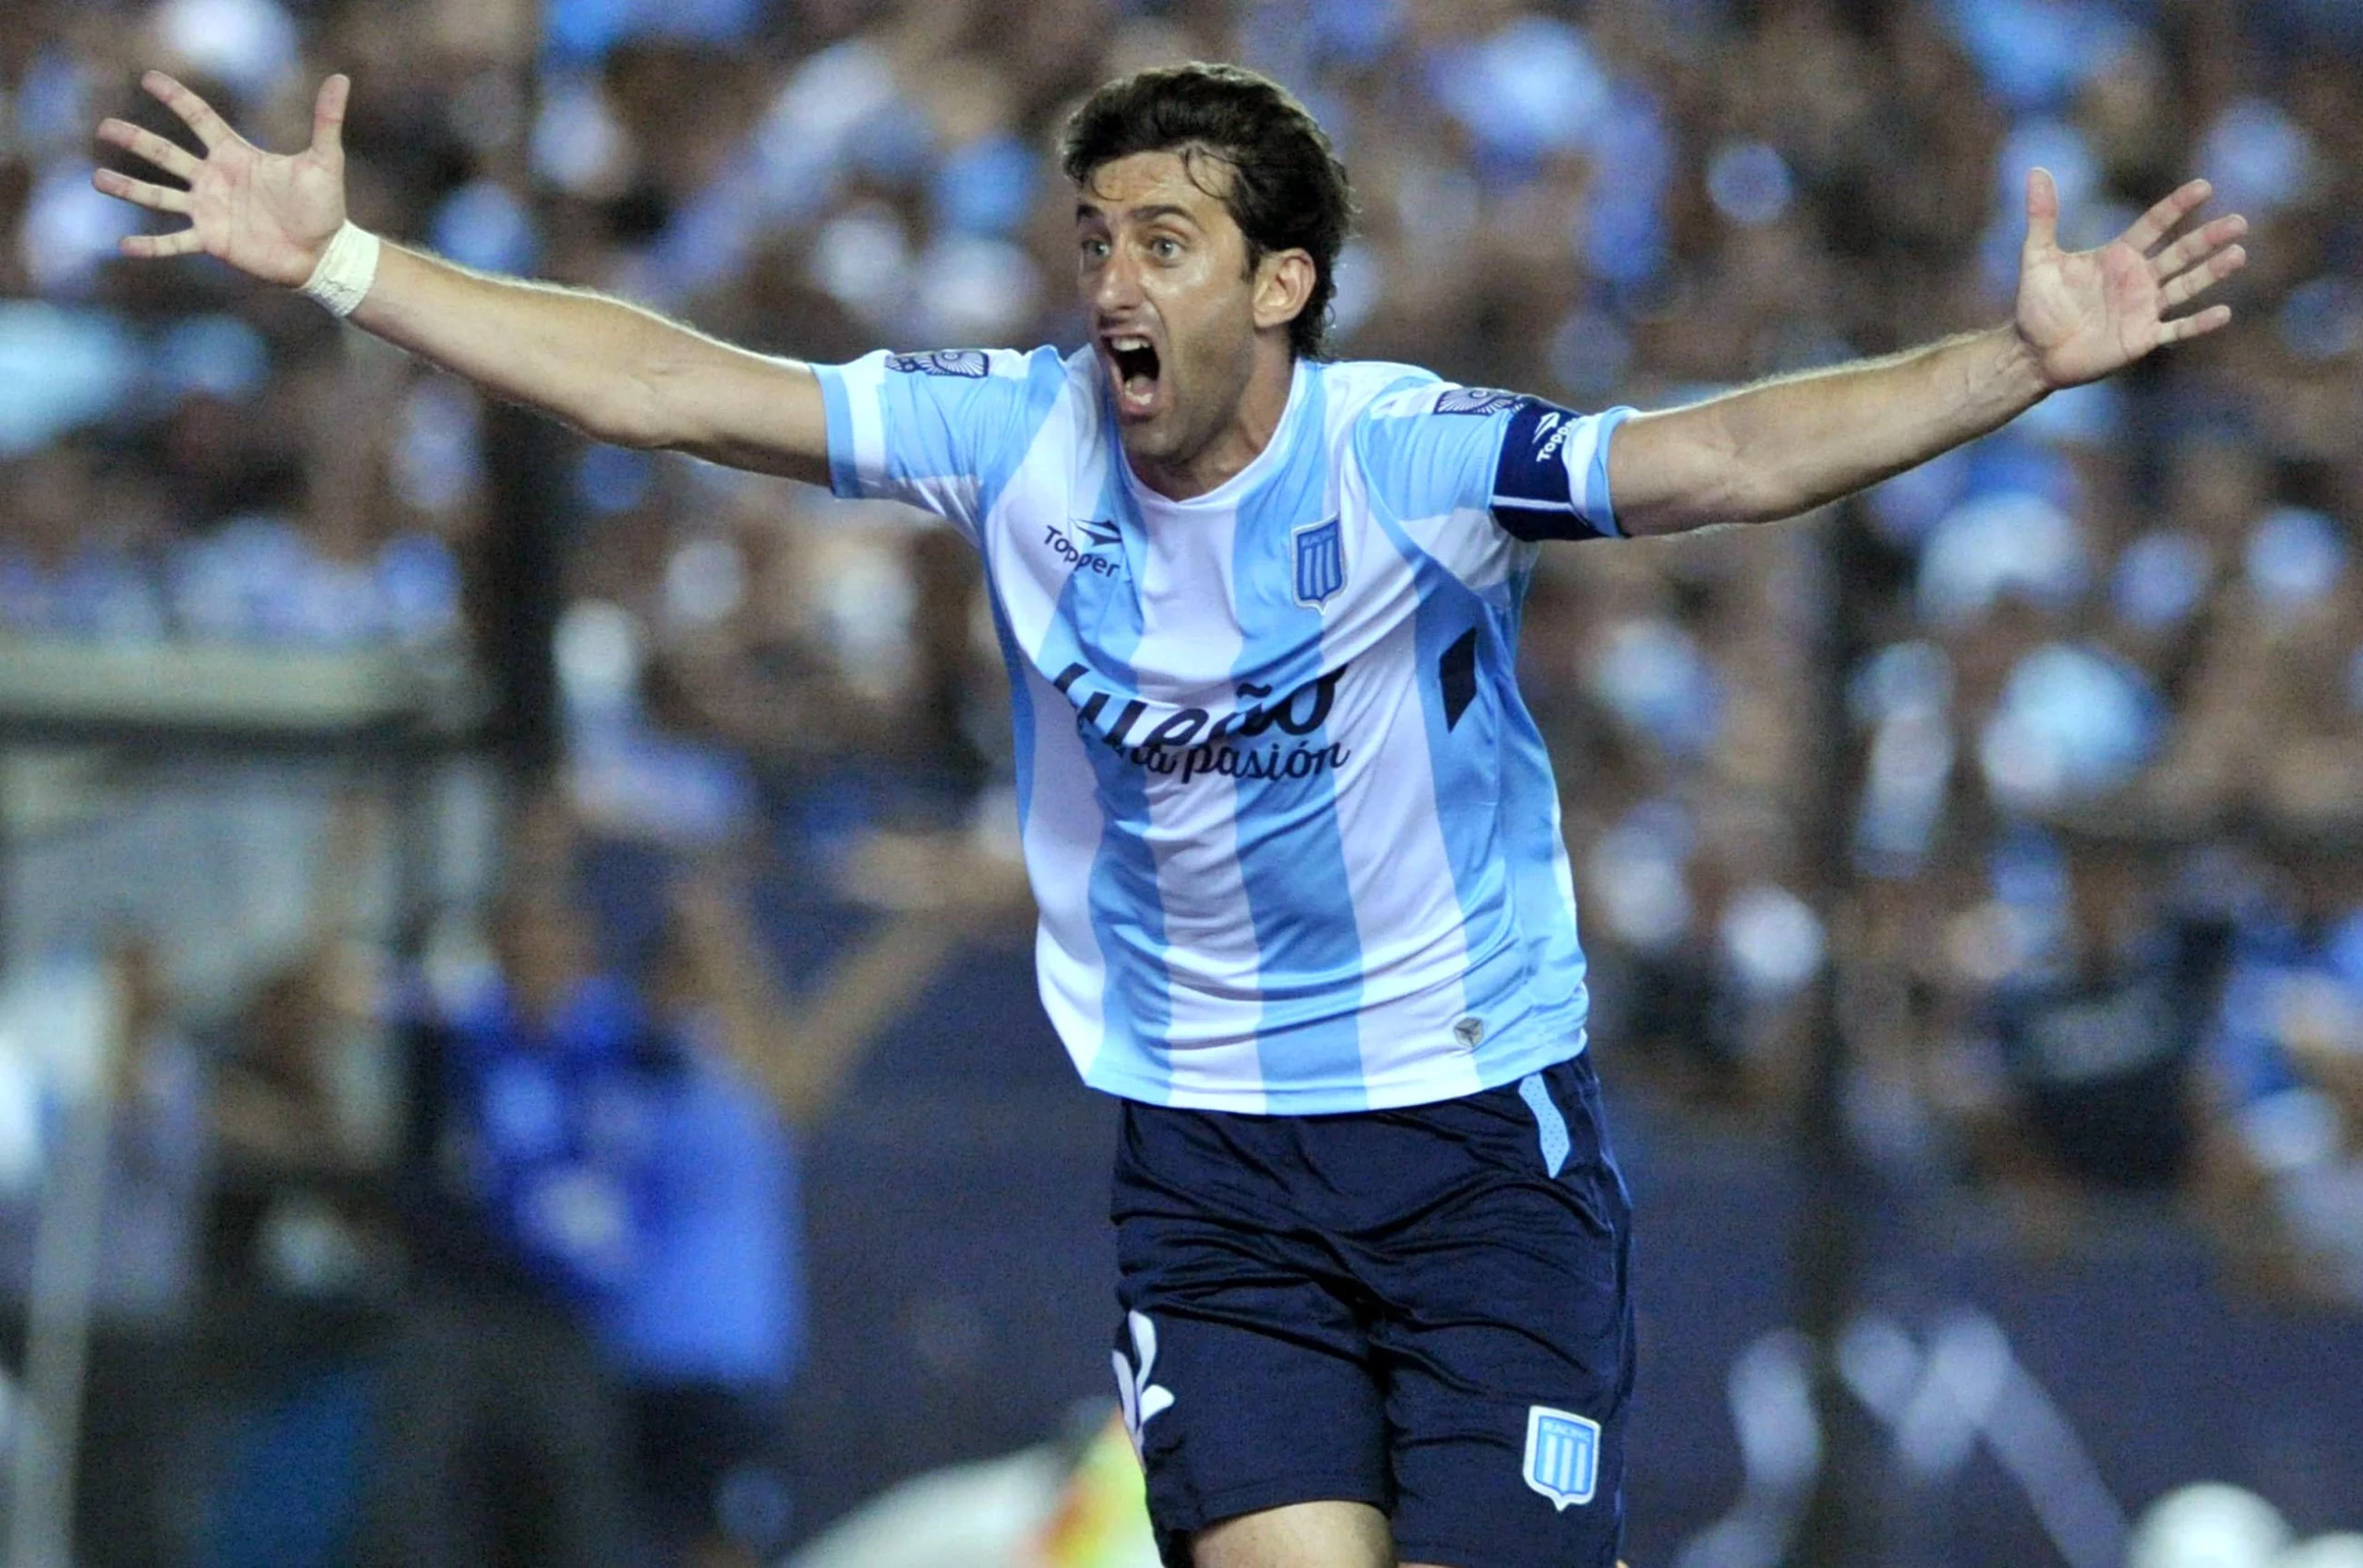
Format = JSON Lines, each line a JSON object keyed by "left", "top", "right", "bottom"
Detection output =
{"left": 885, "top": 349, "right": 988, "bottom": 377}
{"left": 1292, "top": 517, "right": 1346, "bottom": 608}
{"left": 1522, "top": 1406, "right": 1600, "bottom": 1510}
{"left": 1435, "top": 386, "right": 1523, "bottom": 415}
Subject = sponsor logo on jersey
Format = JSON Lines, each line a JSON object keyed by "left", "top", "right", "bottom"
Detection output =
{"left": 1522, "top": 1406, "right": 1601, "bottom": 1510}
{"left": 1292, "top": 516, "right": 1346, "bottom": 607}
{"left": 1453, "top": 1015, "right": 1486, "bottom": 1049}
{"left": 1045, "top": 521, "right": 1123, "bottom": 577}
{"left": 1051, "top": 661, "right": 1352, "bottom": 784}
{"left": 885, "top": 349, "right": 988, "bottom": 377}
{"left": 1435, "top": 386, "right": 1523, "bottom": 416}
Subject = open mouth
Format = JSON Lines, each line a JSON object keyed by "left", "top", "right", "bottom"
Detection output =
{"left": 1105, "top": 334, "right": 1162, "bottom": 417}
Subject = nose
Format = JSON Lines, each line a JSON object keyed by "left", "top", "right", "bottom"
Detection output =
{"left": 1091, "top": 245, "right": 1144, "bottom": 317}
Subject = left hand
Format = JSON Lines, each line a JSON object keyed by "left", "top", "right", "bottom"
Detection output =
{"left": 2014, "top": 168, "right": 2248, "bottom": 389}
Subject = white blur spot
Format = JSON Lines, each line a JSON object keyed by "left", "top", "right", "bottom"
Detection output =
{"left": 152, "top": 0, "right": 300, "bottom": 99}
{"left": 22, "top": 160, "right": 140, "bottom": 295}
{"left": 663, "top": 535, "right": 747, "bottom": 630}
{"left": 810, "top": 204, "right": 912, "bottom": 329}
{"left": 2129, "top": 1485, "right": 2290, "bottom": 1568}
{"left": 534, "top": 73, "right": 633, "bottom": 199}
{"left": 555, "top": 599, "right": 644, "bottom": 716}
{"left": 913, "top": 235, "right": 1040, "bottom": 346}
{"left": 1720, "top": 885, "right": 1824, "bottom": 999}
{"left": 2278, "top": 1537, "right": 2363, "bottom": 1568}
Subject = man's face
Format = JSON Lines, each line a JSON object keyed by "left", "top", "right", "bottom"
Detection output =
{"left": 1075, "top": 150, "right": 1270, "bottom": 474}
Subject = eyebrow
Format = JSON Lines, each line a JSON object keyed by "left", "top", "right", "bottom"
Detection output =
{"left": 1074, "top": 201, "right": 1202, "bottom": 228}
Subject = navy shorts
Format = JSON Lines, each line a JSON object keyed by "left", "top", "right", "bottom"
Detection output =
{"left": 1110, "top": 1053, "right": 1634, "bottom": 1568}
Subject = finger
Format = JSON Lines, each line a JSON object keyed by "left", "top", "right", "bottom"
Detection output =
{"left": 2150, "top": 213, "right": 2249, "bottom": 281}
{"left": 2023, "top": 167, "right": 2058, "bottom": 256}
{"left": 118, "top": 228, "right": 208, "bottom": 260}
{"left": 91, "top": 167, "right": 194, "bottom": 215}
{"left": 2160, "top": 244, "right": 2247, "bottom": 309}
{"left": 311, "top": 73, "right": 349, "bottom": 160}
{"left": 96, "top": 117, "right": 202, "bottom": 182}
{"left": 2158, "top": 305, "right": 2232, "bottom": 344}
{"left": 140, "top": 69, "right": 235, "bottom": 151}
{"left": 2120, "top": 177, "right": 2211, "bottom": 255}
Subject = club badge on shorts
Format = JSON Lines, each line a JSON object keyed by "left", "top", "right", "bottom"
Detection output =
{"left": 1522, "top": 1406, "right": 1601, "bottom": 1510}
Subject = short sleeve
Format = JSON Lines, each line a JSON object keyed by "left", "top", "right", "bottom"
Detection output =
{"left": 810, "top": 348, "right": 1062, "bottom": 539}
{"left": 1354, "top": 382, "right": 1634, "bottom": 543}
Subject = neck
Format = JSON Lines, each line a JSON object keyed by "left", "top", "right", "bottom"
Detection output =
{"left": 1131, "top": 341, "right": 1297, "bottom": 501}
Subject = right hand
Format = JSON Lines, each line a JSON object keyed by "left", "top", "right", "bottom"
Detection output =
{"left": 92, "top": 71, "right": 352, "bottom": 288}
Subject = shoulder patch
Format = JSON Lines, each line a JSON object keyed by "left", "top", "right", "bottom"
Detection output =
{"left": 886, "top": 350, "right": 989, "bottom": 378}
{"left": 1434, "top": 386, "right": 1523, "bottom": 416}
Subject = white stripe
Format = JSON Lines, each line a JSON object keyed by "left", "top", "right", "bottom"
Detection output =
{"left": 1555, "top": 415, "right": 1605, "bottom": 496}
{"left": 1134, "top": 490, "right": 1266, "bottom": 1110}
{"left": 842, "top": 352, "right": 887, "bottom": 490}
{"left": 983, "top": 368, "right": 1110, "bottom": 1077}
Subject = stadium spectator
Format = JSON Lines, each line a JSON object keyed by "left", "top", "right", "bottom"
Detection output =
{"left": 606, "top": 843, "right": 1030, "bottom": 1564}
{"left": 364, "top": 882, "right": 650, "bottom": 1568}
{"left": 610, "top": 875, "right": 810, "bottom": 1568}
{"left": 2193, "top": 844, "right": 2363, "bottom": 1302}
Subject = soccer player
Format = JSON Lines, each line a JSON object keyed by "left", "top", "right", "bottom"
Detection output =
{"left": 93, "top": 60, "right": 2247, "bottom": 1568}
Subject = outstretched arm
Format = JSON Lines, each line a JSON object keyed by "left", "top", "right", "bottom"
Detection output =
{"left": 94, "top": 72, "right": 828, "bottom": 481}
{"left": 1609, "top": 170, "right": 2248, "bottom": 538}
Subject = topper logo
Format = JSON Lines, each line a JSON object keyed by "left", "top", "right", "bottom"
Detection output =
{"left": 1044, "top": 522, "right": 1122, "bottom": 577}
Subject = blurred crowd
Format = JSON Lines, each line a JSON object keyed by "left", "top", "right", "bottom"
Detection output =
{"left": 5, "top": 0, "right": 2363, "bottom": 1560}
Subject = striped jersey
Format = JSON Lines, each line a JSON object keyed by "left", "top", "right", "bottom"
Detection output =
{"left": 814, "top": 347, "right": 1632, "bottom": 1113}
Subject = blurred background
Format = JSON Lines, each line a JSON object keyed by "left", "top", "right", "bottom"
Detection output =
{"left": 3, "top": 0, "right": 2361, "bottom": 1564}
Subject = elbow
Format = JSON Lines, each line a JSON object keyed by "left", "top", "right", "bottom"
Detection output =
{"left": 575, "top": 377, "right": 674, "bottom": 450}
{"left": 582, "top": 327, "right": 710, "bottom": 449}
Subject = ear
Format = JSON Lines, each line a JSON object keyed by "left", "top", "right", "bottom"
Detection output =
{"left": 1252, "top": 248, "right": 1318, "bottom": 336}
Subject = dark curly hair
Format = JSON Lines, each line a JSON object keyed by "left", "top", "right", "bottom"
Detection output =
{"left": 1059, "top": 63, "right": 1356, "bottom": 360}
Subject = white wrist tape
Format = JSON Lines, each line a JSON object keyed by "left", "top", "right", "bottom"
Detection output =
{"left": 299, "top": 221, "right": 381, "bottom": 317}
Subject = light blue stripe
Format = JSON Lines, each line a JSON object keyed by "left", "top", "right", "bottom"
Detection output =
{"left": 1495, "top": 561, "right": 1592, "bottom": 1024}
{"left": 1230, "top": 366, "right": 1366, "bottom": 1106}
{"left": 979, "top": 566, "right": 1036, "bottom": 832}
{"left": 1357, "top": 484, "right": 1564, "bottom": 1069}
{"left": 1361, "top": 507, "right": 1512, "bottom": 921}
{"left": 1351, "top": 373, "right": 1505, "bottom": 519}
{"left": 876, "top": 347, "right": 1069, "bottom": 509}
{"left": 1517, "top": 1071, "right": 1570, "bottom": 1178}
{"left": 1058, "top": 459, "right": 1173, "bottom": 1099}
{"left": 811, "top": 363, "right": 861, "bottom": 498}
{"left": 819, "top": 347, "right": 1071, "bottom": 518}
{"left": 976, "top": 351, "right": 1074, "bottom": 520}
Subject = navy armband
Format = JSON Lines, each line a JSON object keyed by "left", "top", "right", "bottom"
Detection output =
{"left": 1490, "top": 398, "right": 1621, "bottom": 542}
